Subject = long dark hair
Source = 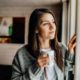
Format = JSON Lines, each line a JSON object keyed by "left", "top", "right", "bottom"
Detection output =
{"left": 28, "top": 8, "right": 63, "bottom": 71}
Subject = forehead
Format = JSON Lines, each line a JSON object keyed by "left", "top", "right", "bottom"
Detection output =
{"left": 40, "top": 13, "right": 54, "bottom": 22}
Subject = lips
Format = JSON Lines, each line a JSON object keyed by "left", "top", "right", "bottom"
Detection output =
{"left": 49, "top": 31, "right": 54, "bottom": 34}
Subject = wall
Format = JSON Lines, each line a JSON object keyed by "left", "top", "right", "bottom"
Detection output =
{"left": 0, "top": 44, "right": 23, "bottom": 65}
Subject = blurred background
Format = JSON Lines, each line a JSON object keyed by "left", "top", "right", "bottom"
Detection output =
{"left": 0, "top": 0, "right": 80, "bottom": 80}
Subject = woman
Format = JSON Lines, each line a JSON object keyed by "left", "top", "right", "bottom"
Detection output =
{"left": 11, "top": 8, "right": 76, "bottom": 80}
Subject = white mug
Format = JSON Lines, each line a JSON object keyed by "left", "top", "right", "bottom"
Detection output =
{"left": 40, "top": 50, "right": 55, "bottom": 67}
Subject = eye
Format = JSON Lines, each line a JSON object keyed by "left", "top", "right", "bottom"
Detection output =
{"left": 43, "top": 22, "right": 49, "bottom": 26}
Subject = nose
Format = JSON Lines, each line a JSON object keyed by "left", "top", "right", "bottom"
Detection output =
{"left": 49, "top": 23, "right": 55, "bottom": 30}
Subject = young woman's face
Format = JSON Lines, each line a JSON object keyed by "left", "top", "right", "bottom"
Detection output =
{"left": 37, "top": 13, "right": 56, "bottom": 40}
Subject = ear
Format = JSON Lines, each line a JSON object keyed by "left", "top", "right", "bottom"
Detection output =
{"left": 36, "top": 29, "right": 39, "bottom": 34}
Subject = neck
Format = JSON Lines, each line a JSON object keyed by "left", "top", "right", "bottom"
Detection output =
{"left": 38, "top": 36, "right": 50, "bottom": 49}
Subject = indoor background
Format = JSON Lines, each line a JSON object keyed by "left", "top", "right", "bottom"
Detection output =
{"left": 0, "top": 0, "right": 80, "bottom": 80}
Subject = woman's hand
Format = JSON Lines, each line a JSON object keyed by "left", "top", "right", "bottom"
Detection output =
{"left": 37, "top": 54, "right": 49, "bottom": 69}
{"left": 68, "top": 33, "right": 76, "bottom": 53}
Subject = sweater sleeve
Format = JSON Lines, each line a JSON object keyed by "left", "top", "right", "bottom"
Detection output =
{"left": 61, "top": 43, "right": 75, "bottom": 64}
{"left": 11, "top": 52, "right": 30, "bottom": 80}
{"left": 62, "top": 44, "right": 75, "bottom": 80}
{"left": 65, "top": 50, "right": 75, "bottom": 63}
{"left": 11, "top": 48, "right": 43, "bottom": 80}
{"left": 29, "top": 62, "right": 44, "bottom": 80}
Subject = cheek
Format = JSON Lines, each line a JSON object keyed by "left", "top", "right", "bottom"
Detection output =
{"left": 53, "top": 26, "right": 56, "bottom": 36}
{"left": 38, "top": 28, "right": 48, "bottom": 37}
{"left": 54, "top": 30, "right": 56, "bottom": 37}
{"left": 54, "top": 24, "right": 56, "bottom": 31}
{"left": 40, "top": 29, "right": 47, "bottom": 36}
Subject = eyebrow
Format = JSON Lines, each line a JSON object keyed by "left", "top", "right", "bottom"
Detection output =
{"left": 40, "top": 20, "right": 55, "bottom": 24}
{"left": 40, "top": 20, "right": 49, "bottom": 23}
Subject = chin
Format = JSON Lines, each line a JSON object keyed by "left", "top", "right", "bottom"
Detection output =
{"left": 49, "top": 36, "right": 55, "bottom": 40}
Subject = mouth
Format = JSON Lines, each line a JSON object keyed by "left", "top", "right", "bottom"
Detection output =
{"left": 49, "top": 31, "right": 54, "bottom": 34}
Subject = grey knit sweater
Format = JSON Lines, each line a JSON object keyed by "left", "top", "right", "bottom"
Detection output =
{"left": 11, "top": 43, "right": 74, "bottom": 80}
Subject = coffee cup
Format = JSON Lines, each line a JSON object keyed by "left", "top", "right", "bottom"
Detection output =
{"left": 40, "top": 50, "right": 55, "bottom": 67}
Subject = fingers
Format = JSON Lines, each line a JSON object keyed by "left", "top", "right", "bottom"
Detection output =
{"left": 72, "top": 42, "right": 76, "bottom": 49}
{"left": 68, "top": 33, "right": 77, "bottom": 53}
{"left": 68, "top": 33, "right": 76, "bottom": 47}
{"left": 37, "top": 54, "right": 49, "bottom": 68}
{"left": 69, "top": 33, "right": 76, "bottom": 44}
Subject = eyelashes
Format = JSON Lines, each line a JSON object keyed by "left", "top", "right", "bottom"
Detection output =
{"left": 42, "top": 21, "right": 55, "bottom": 26}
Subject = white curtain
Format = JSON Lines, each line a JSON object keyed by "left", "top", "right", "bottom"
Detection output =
{"left": 62, "top": 0, "right": 80, "bottom": 80}
{"left": 75, "top": 0, "right": 80, "bottom": 80}
{"left": 62, "top": 0, "right": 76, "bottom": 45}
